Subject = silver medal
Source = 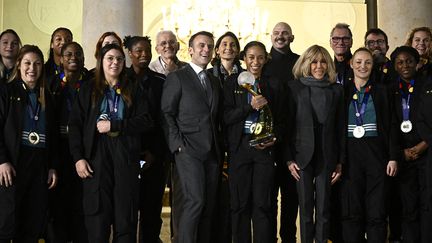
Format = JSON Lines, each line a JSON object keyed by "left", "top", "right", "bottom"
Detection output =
{"left": 353, "top": 126, "right": 365, "bottom": 138}
{"left": 400, "top": 120, "right": 413, "bottom": 133}
{"left": 28, "top": 132, "right": 40, "bottom": 145}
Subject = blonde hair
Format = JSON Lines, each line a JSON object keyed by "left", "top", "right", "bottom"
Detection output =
{"left": 404, "top": 26, "right": 432, "bottom": 60}
{"left": 293, "top": 45, "right": 336, "bottom": 83}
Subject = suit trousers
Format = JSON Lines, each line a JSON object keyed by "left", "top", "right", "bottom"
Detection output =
{"left": 0, "top": 146, "right": 48, "bottom": 242}
{"left": 171, "top": 149, "right": 219, "bottom": 243}
{"left": 296, "top": 145, "right": 331, "bottom": 243}
{"left": 341, "top": 137, "right": 387, "bottom": 243}
{"left": 83, "top": 135, "right": 140, "bottom": 243}
{"left": 229, "top": 135, "right": 275, "bottom": 243}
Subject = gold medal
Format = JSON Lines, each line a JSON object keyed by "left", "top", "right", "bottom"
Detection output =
{"left": 28, "top": 132, "right": 40, "bottom": 145}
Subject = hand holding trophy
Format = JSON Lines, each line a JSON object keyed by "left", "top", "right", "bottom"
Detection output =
{"left": 238, "top": 71, "right": 275, "bottom": 147}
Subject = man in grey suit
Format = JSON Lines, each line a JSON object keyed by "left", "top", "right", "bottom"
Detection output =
{"left": 161, "top": 31, "right": 222, "bottom": 243}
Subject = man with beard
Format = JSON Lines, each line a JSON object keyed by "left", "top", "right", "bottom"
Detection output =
{"left": 263, "top": 22, "right": 299, "bottom": 243}
{"left": 365, "top": 28, "right": 401, "bottom": 243}
{"left": 149, "top": 30, "right": 187, "bottom": 75}
{"left": 364, "top": 28, "right": 397, "bottom": 85}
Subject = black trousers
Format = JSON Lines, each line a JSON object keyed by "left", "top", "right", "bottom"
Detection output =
{"left": 46, "top": 138, "right": 88, "bottom": 243}
{"left": 138, "top": 156, "right": 167, "bottom": 243}
{"left": 341, "top": 137, "right": 388, "bottom": 243}
{"left": 329, "top": 180, "right": 343, "bottom": 243}
{"left": 211, "top": 159, "right": 232, "bottom": 243}
{"left": 387, "top": 175, "right": 402, "bottom": 242}
{"left": 272, "top": 153, "right": 298, "bottom": 243}
{"left": 0, "top": 146, "right": 48, "bottom": 242}
{"left": 229, "top": 136, "right": 275, "bottom": 243}
{"left": 82, "top": 135, "right": 140, "bottom": 243}
{"left": 296, "top": 146, "right": 331, "bottom": 243}
{"left": 399, "top": 152, "right": 432, "bottom": 243}
{"left": 171, "top": 149, "right": 219, "bottom": 243}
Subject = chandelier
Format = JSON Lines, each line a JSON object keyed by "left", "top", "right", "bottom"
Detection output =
{"left": 161, "top": 0, "right": 269, "bottom": 45}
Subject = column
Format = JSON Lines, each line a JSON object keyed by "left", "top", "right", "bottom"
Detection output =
{"left": 82, "top": 0, "right": 143, "bottom": 68}
{"left": 378, "top": 0, "right": 432, "bottom": 52}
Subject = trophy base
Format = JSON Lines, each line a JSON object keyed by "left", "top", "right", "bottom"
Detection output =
{"left": 248, "top": 133, "right": 275, "bottom": 147}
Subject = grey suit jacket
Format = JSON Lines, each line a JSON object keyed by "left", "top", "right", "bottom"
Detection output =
{"left": 161, "top": 64, "right": 221, "bottom": 161}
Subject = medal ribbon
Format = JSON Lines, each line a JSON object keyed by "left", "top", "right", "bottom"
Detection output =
{"left": 105, "top": 84, "right": 121, "bottom": 120}
{"left": 399, "top": 78, "right": 414, "bottom": 121}
{"left": 352, "top": 83, "right": 371, "bottom": 126}
{"left": 26, "top": 92, "right": 41, "bottom": 131}
{"left": 62, "top": 75, "right": 83, "bottom": 112}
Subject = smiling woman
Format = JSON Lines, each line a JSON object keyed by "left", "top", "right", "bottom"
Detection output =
{"left": 44, "top": 27, "right": 73, "bottom": 85}
{"left": 45, "top": 41, "right": 90, "bottom": 242}
{"left": 67, "top": 43, "right": 154, "bottom": 242}
{"left": 123, "top": 34, "right": 169, "bottom": 243}
{"left": 340, "top": 47, "right": 399, "bottom": 242}
{"left": 0, "top": 45, "right": 58, "bottom": 242}
{"left": 0, "top": 29, "right": 22, "bottom": 82}
{"left": 286, "top": 45, "right": 344, "bottom": 243}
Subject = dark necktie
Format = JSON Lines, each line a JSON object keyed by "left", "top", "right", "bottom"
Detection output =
{"left": 198, "top": 70, "right": 209, "bottom": 89}
{"left": 198, "top": 70, "right": 212, "bottom": 103}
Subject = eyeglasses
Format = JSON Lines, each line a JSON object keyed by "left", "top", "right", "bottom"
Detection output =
{"left": 331, "top": 36, "right": 351, "bottom": 44}
{"left": 159, "top": 40, "right": 176, "bottom": 47}
{"left": 366, "top": 39, "right": 386, "bottom": 47}
{"left": 104, "top": 56, "right": 125, "bottom": 63}
{"left": 63, "top": 52, "right": 83, "bottom": 58}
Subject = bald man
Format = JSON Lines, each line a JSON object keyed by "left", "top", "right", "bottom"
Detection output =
{"left": 263, "top": 22, "right": 299, "bottom": 243}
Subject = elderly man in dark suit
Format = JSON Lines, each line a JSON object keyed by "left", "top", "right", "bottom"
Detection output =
{"left": 161, "top": 31, "right": 222, "bottom": 243}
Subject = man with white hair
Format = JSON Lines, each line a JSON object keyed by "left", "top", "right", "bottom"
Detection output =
{"left": 149, "top": 30, "right": 186, "bottom": 75}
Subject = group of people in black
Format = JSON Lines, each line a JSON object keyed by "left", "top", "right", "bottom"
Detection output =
{"left": 0, "top": 21, "right": 431, "bottom": 243}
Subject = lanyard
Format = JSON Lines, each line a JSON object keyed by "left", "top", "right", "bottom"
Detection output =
{"left": 22, "top": 82, "right": 41, "bottom": 131}
{"left": 53, "top": 63, "right": 64, "bottom": 80}
{"left": 351, "top": 83, "right": 371, "bottom": 126}
{"left": 399, "top": 78, "right": 414, "bottom": 121}
{"left": 62, "top": 75, "right": 83, "bottom": 112}
{"left": 105, "top": 84, "right": 121, "bottom": 119}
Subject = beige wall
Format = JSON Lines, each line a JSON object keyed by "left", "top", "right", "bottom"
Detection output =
{"left": 2, "top": 0, "right": 431, "bottom": 68}
{"left": 378, "top": 0, "right": 432, "bottom": 54}
{"left": 1, "top": 0, "right": 82, "bottom": 62}
{"left": 144, "top": 0, "right": 367, "bottom": 62}
{"left": 0, "top": 0, "right": 368, "bottom": 67}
